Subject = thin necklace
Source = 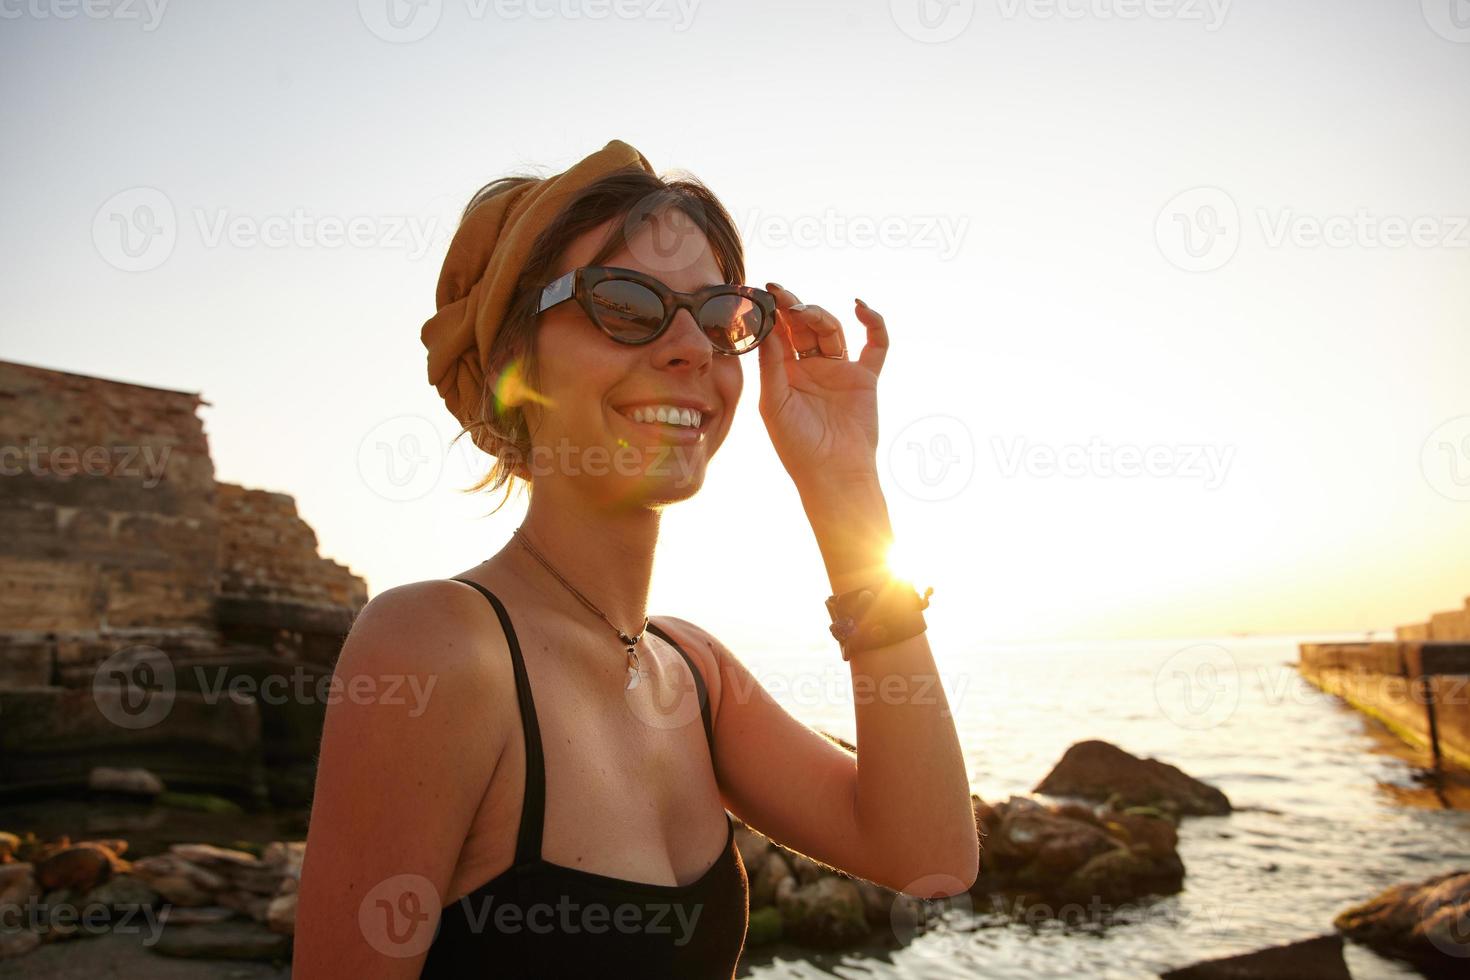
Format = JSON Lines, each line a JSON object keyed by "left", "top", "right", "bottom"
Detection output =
{"left": 512, "top": 526, "right": 649, "bottom": 691}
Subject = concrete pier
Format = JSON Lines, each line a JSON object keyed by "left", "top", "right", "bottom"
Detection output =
{"left": 1298, "top": 640, "right": 1470, "bottom": 770}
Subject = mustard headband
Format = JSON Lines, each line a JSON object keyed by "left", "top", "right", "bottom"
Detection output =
{"left": 420, "top": 139, "right": 656, "bottom": 451}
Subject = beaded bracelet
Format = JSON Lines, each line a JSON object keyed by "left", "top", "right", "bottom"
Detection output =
{"left": 825, "top": 579, "right": 934, "bottom": 661}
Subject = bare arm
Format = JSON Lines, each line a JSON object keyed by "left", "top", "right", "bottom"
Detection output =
{"left": 745, "top": 282, "right": 976, "bottom": 894}
{"left": 293, "top": 581, "right": 508, "bottom": 978}
{"left": 659, "top": 476, "right": 978, "bottom": 898}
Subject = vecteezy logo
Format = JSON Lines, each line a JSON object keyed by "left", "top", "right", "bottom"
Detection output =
{"left": 1421, "top": 416, "right": 1470, "bottom": 502}
{"left": 359, "top": 873, "right": 440, "bottom": 957}
{"left": 1155, "top": 187, "right": 1240, "bottom": 272}
{"left": 1419, "top": 873, "right": 1470, "bottom": 958}
{"left": 1154, "top": 643, "right": 1240, "bottom": 730}
{"left": 888, "top": 415, "right": 974, "bottom": 502}
{"left": 620, "top": 192, "right": 712, "bottom": 279}
{"left": 1422, "top": 0, "right": 1470, "bottom": 42}
{"left": 623, "top": 647, "right": 706, "bottom": 733}
{"left": 93, "top": 187, "right": 177, "bottom": 272}
{"left": 357, "top": 415, "right": 445, "bottom": 502}
{"left": 92, "top": 645, "right": 176, "bottom": 730}
{"left": 888, "top": 872, "right": 974, "bottom": 952}
{"left": 890, "top": 0, "right": 975, "bottom": 43}
{"left": 359, "top": 0, "right": 443, "bottom": 43}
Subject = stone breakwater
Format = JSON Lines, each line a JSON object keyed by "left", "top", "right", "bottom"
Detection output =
{"left": 1297, "top": 640, "right": 1470, "bottom": 771}
{"left": 1297, "top": 590, "right": 1470, "bottom": 772}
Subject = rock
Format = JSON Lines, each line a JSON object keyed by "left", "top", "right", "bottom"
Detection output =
{"left": 160, "top": 906, "right": 237, "bottom": 925}
{"left": 746, "top": 905, "right": 782, "bottom": 945}
{"left": 777, "top": 876, "right": 870, "bottom": 949}
{"left": 80, "top": 838, "right": 129, "bottom": 858}
{"left": 0, "top": 927, "right": 41, "bottom": 959}
{"left": 130, "top": 855, "right": 221, "bottom": 907}
{"left": 1034, "top": 740, "right": 1232, "bottom": 816}
{"left": 1334, "top": 869, "right": 1470, "bottom": 969}
{"left": 151, "top": 920, "right": 291, "bottom": 960}
{"left": 971, "top": 796, "right": 1186, "bottom": 909}
{"left": 0, "top": 688, "right": 268, "bottom": 805}
{"left": 1053, "top": 802, "right": 1105, "bottom": 827}
{"left": 38, "top": 889, "right": 81, "bottom": 941}
{"left": 1005, "top": 808, "right": 1117, "bottom": 877}
{"left": 972, "top": 794, "right": 1000, "bottom": 846}
{"left": 230, "top": 869, "right": 288, "bottom": 897}
{"left": 1160, "top": 933, "right": 1350, "bottom": 979}
{"left": 1101, "top": 809, "right": 1181, "bottom": 861}
{"left": 83, "top": 874, "right": 160, "bottom": 913}
{"left": 1058, "top": 847, "right": 1176, "bottom": 906}
{"left": 750, "top": 851, "right": 794, "bottom": 910}
{"left": 853, "top": 878, "right": 923, "bottom": 934}
{"left": 169, "top": 843, "right": 262, "bottom": 870}
{"left": 265, "top": 891, "right": 296, "bottom": 935}
{"left": 986, "top": 802, "right": 1105, "bottom": 872}
{"left": 156, "top": 792, "right": 245, "bottom": 815}
{"left": 88, "top": 766, "right": 166, "bottom": 796}
{"left": 783, "top": 849, "right": 832, "bottom": 887}
{"left": 0, "top": 863, "right": 37, "bottom": 908}
{"left": 261, "top": 841, "right": 304, "bottom": 877}
{"left": 774, "top": 875, "right": 797, "bottom": 906}
{"left": 218, "top": 890, "right": 271, "bottom": 923}
{"left": 34, "top": 844, "right": 123, "bottom": 893}
{"left": 733, "top": 828, "right": 772, "bottom": 873}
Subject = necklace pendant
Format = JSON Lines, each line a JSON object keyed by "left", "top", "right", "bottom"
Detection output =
{"left": 624, "top": 646, "right": 642, "bottom": 691}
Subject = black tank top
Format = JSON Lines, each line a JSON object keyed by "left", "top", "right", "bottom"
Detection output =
{"left": 420, "top": 579, "right": 749, "bottom": 978}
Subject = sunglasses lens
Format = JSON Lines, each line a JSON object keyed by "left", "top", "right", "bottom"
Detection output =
{"left": 588, "top": 279, "right": 666, "bottom": 341}
{"left": 698, "top": 294, "right": 768, "bottom": 354}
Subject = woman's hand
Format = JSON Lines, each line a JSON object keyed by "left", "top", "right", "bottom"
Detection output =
{"left": 755, "top": 283, "right": 890, "bottom": 493}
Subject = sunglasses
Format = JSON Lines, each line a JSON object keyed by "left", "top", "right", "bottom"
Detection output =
{"left": 536, "top": 266, "right": 777, "bottom": 356}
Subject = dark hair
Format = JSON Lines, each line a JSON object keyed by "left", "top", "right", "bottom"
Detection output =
{"left": 453, "top": 167, "right": 747, "bottom": 514}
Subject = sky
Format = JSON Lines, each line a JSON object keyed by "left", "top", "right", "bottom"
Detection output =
{"left": 2, "top": 0, "right": 1467, "bottom": 648}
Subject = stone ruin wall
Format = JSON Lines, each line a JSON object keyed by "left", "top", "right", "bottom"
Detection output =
{"left": 0, "top": 358, "right": 367, "bottom": 687}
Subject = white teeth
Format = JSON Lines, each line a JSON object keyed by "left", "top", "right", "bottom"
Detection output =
{"left": 626, "top": 405, "right": 702, "bottom": 428}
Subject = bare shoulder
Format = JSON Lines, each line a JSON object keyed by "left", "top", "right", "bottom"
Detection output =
{"left": 347, "top": 578, "right": 509, "bottom": 658}
{"left": 335, "top": 578, "right": 516, "bottom": 731}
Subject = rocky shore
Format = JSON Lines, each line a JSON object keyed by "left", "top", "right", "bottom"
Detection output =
{"left": 4, "top": 741, "right": 1464, "bottom": 975}
{"left": 0, "top": 739, "right": 1209, "bottom": 967}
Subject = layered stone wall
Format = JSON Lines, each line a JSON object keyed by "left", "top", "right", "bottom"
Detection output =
{"left": 0, "top": 359, "right": 368, "bottom": 803}
{"left": 216, "top": 483, "right": 368, "bottom": 662}
{"left": 0, "top": 360, "right": 222, "bottom": 687}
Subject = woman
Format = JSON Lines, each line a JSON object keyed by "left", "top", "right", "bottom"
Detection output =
{"left": 294, "top": 140, "right": 978, "bottom": 979}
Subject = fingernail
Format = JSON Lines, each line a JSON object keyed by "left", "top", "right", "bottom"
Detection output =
{"left": 790, "top": 303, "right": 808, "bottom": 312}
{"left": 766, "top": 282, "right": 782, "bottom": 292}
{"left": 856, "top": 298, "right": 868, "bottom": 308}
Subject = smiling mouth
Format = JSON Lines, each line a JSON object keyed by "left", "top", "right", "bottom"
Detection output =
{"left": 613, "top": 404, "right": 713, "bottom": 434}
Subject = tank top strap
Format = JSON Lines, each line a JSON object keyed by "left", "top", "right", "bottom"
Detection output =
{"left": 646, "top": 621, "right": 715, "bottom": 757}
{"left": 449, "top": 578, "right": 545, "bottom": 865}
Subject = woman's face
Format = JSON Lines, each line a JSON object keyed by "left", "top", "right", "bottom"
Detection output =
{"left": 521, "top": 207, "right": 743, "bottom": 508}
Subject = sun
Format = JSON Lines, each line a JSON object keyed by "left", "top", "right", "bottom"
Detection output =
{"left": 884, "top": 538, "right": 928, "bottom": 592}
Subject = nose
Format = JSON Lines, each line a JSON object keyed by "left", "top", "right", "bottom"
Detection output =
{"left": 653, "top": 305, "right": 715, "bottom": 370}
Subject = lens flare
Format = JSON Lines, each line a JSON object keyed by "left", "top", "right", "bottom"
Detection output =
{"left": 489, "top": 357, "right": 555, "bottom": 411}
